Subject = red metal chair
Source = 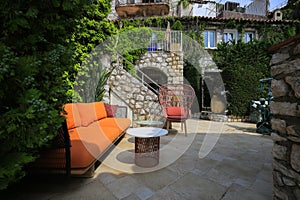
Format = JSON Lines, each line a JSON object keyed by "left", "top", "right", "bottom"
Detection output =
{"left": 158, "top": 84, "right": 195, "bottom": 135}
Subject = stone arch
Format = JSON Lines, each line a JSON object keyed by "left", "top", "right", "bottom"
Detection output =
{"left": 136, "top": 52, "right": 183, "bottom": 85}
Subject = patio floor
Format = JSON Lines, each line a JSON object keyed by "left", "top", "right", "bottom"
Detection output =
{"left": 1, "top": 120, "right": 273, "bottom": 200}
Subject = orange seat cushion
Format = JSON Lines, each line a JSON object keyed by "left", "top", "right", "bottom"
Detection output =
{"left": 98, "top": 118, "right": 131, "bottom": 133}
{"left": 68, "top": 122, "right": 120, "bottom": 169}
{"left": 166, "top": 106, "right": 185, "bottom": 116}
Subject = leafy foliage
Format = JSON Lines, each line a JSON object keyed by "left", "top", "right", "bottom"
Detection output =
{"left": 0, "top": 0, "right": 115, "bottom": 190}
{"left": 213, "top": 40, "right": 272, "bottom": 116}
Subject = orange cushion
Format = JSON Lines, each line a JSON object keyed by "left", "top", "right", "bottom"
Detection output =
{"left": 98, "top": 118, "right": 131, "bottom": 133}
{"left": 94, "top": 102, "right": 107, "bottom": 120}
{"left": 76, "top": 103, "right": 98, "bottom": 127}
{"left": 68, "top": 123, "right": 113, "bottom": 168}
{"left": 63, "top": 103, "right": 81, "bottom": 129}
{"left": 166, "top": 106, "right": 185, "bottom": 116}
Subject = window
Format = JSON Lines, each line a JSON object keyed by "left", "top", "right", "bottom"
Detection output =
{"left": 203, "top": 30, "right": 216, "bottom": 48}
{"left": 223, "top": 30, "right": 237, "bottom": 44}
{"left": 244, "top": 32, "right": 255, "bottom": 43}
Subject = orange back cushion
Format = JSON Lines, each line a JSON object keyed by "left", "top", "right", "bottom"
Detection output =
{"left": 94, "top": 102, "right": 107, "bottom": 120}
{"left": 76, "top": 103, "right": 98, "bottom": 127}
{"left": 63, "top": 103, "right": 81, "bottom": 129}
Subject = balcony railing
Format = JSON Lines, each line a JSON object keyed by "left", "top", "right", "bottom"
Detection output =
{"left": 147, "top": 31, "right": 182, "bottom": 52}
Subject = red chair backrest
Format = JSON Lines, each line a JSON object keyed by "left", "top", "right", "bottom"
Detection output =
{"left": 158, "top": 84, "right": 195, "bottom": 118}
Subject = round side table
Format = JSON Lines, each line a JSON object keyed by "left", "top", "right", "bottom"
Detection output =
{"left": 135, "top": 120, "right": 164, "bottom": 127}
{"left": 127, "top": 127, "right": 168, "bottom": 167}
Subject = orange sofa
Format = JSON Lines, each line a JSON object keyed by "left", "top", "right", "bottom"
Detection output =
{"left": 31, "top": 102, "right": 131, "bottom": 176}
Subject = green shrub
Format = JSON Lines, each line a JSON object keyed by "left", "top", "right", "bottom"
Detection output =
{"left": 213, "top": 40, "right": 271, "bottom": 116}
{"left": 0, "top": 0, "right": 115, "bottom": 190}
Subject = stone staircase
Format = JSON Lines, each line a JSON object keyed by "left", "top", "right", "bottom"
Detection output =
{"left": 103, "top": 57, "right": 164, "bottom": 126}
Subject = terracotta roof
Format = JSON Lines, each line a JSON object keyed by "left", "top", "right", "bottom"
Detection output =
{"left": 269, "top": 33, "right": 300, "bottom": 53}
{"left": 181, "top": 15, "right": 296, "bottom": 24}
{"left": 113, "top": 15, "right": 297, "bottom": 24}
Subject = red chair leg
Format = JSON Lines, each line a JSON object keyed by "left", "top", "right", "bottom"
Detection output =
{"left": 166, "top": 120, "right": 171, "bottom": 130}
{"left": 184, "top": 121, "right": 187, "bottom": 136}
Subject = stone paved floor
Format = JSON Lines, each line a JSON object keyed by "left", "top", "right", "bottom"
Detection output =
{"left": 1, "top": 120, "right": 273, "bottom": 200}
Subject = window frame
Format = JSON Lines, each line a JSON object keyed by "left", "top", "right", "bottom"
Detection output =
{"left": 223, "top": 29, "right": 238, "bottom": 44}
{"left": 244, "top": 31, "right": 256, "bottom": 43}
{"left": 203, "top": 29, "right": 217, "bottom": 49}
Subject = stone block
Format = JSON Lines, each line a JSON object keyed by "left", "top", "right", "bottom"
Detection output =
{"left": 293, "top": 43, "right": 300, "bottom": 55}
{"left": 270, "top": 53, "right": 289, "bottom": 65}
{"left": 271, "top": 118, "right": 287, "bottom": 134}
{"left": 291, "top": 144, "right": 300, "bottom": 172}
{"left": 282, "top": 176, "right": 296, "bottom": 186}
{"left": 285, "top": 76, "right": 300, "bottom": 98}
{"left": 271, "top": 59, "right": 300, "bottom": 78}
{"left": 274, "top": 187, "right": 289, "bottom": 200}
{"left": 273, "top": 171, "right": 284, "bottom": 186}
{"left": 271, "top": 132, "right": 288, "bottom": 142}
{"left": 287, "top": 125, "right": 300, "bottom": 137}
{"left": 271, "top": 79, "right": 289, "bottom": 98}
{"left": 273, "top": 160, "right": 300, "bottom": 182}
{"left": 294, "top": 188, "right": 300, "bottom": 200}
{"left": 273, "top": 143, "right": 287, "bottom": 161}
{"left": 270, "top": 102, "right": 298, "bottom": 117}
{"left": 288, "top": 136, "right": 300, "bottom": 143}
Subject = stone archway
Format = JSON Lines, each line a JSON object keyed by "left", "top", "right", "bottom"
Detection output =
{"left": 136, "top": 51, "right": 183, "bottom": 85}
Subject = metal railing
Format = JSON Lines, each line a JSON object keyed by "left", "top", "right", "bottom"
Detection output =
{"left": 117, "top": 53, "right": 161, "bottom": 95}
{"left": 147, "top": 31, "right": 182, "bottom": 52}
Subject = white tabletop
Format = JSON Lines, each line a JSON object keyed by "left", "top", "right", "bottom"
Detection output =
{"left": 135, "top": 120, "right": 164, "bottom": 126}
{"left": 127, "top": 127, "right": 168, "bottom": 138}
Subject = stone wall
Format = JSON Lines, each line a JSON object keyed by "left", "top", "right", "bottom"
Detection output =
{"left": 104, "top": 51, "right": 183, "bottom": 124}
{"left": 270, "top": 34, "right": 300, "bottom": 200}
{"left": 136, "top": 51, "right": 184, "bottom": 84}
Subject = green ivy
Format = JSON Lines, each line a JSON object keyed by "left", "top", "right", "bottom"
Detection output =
{"left": 0, "top": 0, "right": 116, "bottom": 190}
{"left": 213, "top": 40, "right": 272, "bottom": 116}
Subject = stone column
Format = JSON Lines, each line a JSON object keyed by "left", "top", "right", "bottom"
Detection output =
{"left": 270, "top": 35, "right": 300, "bottom": 200}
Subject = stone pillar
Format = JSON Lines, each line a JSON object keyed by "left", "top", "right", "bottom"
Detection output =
{"left": 270, "top": 34, "right": 300, "bottom": 200}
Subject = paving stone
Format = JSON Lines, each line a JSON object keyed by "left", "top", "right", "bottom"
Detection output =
{"left": 105, "top": 176, "right": 141, "bottom": 199}
{"left": 133, "top": 168, "right": 178, "bottom": 191}
{"left": 168, "top": 172, "right": 227, "bottom": 200}
{"left": 148, "top": 186, "right": 187, "bottom": 200}
{"left": 53, "top": 181, "right": 117, "bottom": 200}
{"left": 222, "top": 183, "right": 270, "bottom": 200}
{"left": 134, "top": 187, "right": 154, "bottom": 200}
{"left": 249, "top": 179, "right": 273, "bottom": 198}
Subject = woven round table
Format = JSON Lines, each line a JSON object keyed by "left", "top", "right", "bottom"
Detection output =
{"left": 127, "top": 127, "right": 168, "bottom": 167}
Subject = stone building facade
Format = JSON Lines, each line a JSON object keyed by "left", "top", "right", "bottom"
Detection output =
{"left": 269, "top": 34, "right": 300, "bottom": 199}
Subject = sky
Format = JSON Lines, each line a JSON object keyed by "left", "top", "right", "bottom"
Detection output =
{"left": 218, "top": 0, "right": 288, "bottom": 11}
